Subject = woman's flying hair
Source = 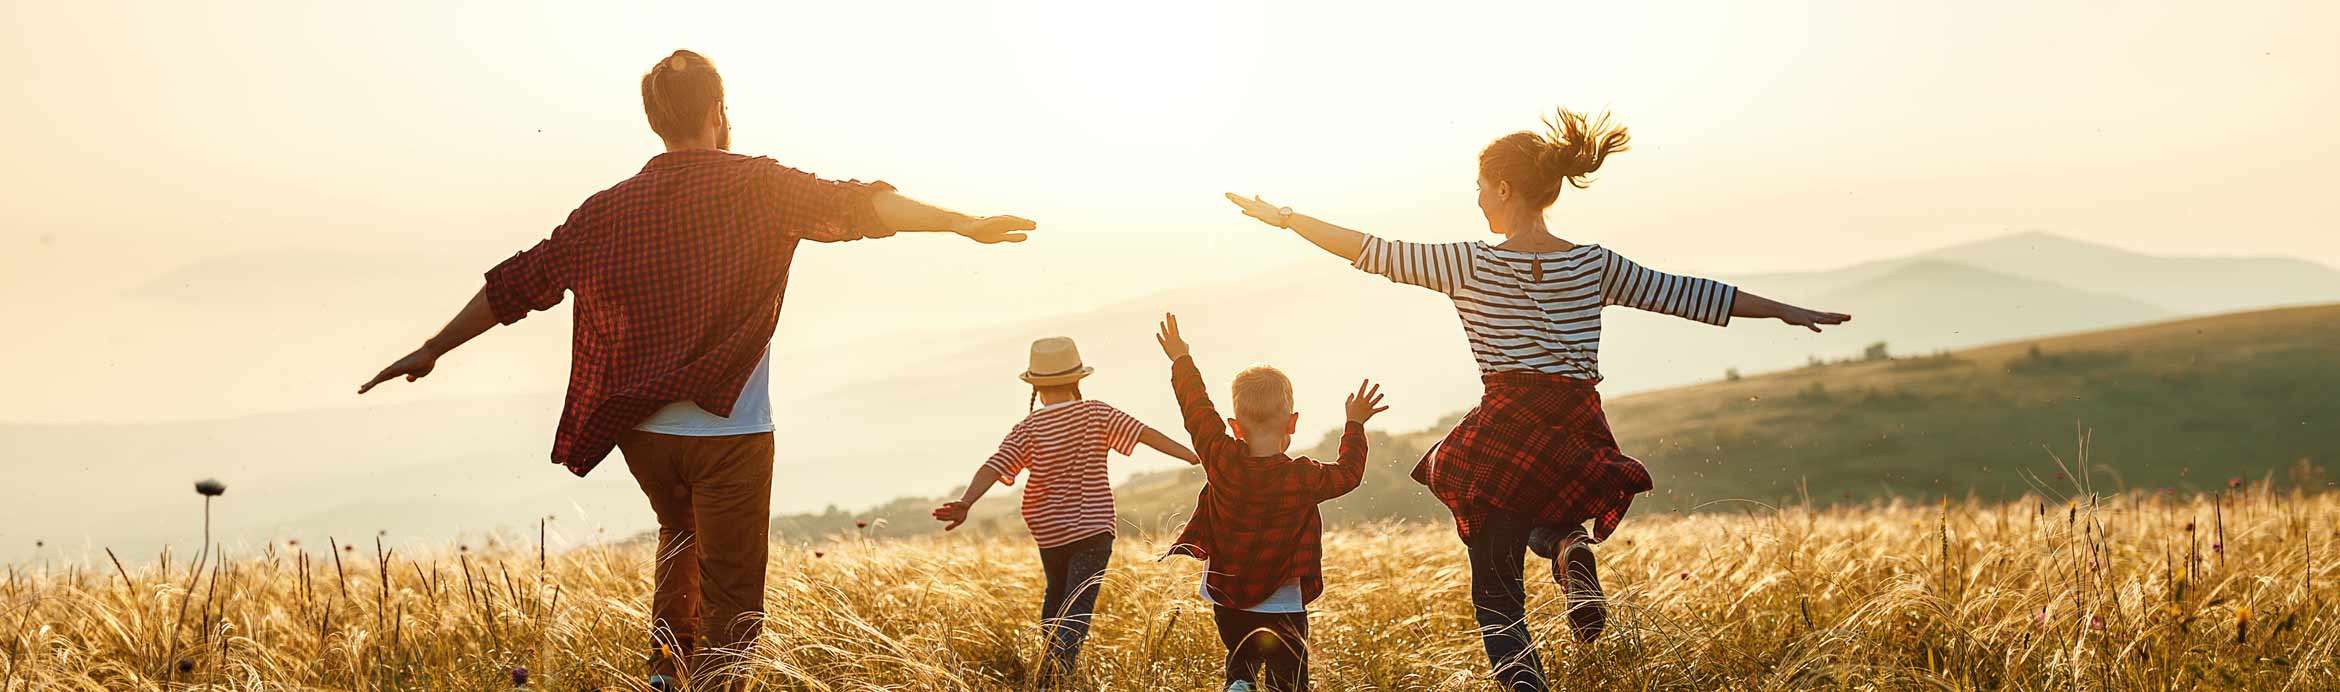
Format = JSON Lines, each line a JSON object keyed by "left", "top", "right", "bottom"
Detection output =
{"left": 1478, "top": 107, "right": 1631, "bottom": 209}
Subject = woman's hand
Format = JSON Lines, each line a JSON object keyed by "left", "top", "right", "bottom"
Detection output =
{"left": 1223, "top": 193, "right": 1288, "bottom": 228}
{"left": 1777, "top": 305, "right": 1852, "bottom": 333}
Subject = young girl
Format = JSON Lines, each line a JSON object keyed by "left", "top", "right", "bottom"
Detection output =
{"left": 1223, "top": 108, "right": 1849, "bottom": 692}
{"left": 932, "top": 336, "right": 1200, "bottom": 683}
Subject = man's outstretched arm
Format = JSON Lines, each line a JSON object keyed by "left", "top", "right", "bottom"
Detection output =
{"left": 869, "top": 189, "right": 1035, "bottom": 244}
{"left": 358, "top": 287, "right": 497, "bottom": 394}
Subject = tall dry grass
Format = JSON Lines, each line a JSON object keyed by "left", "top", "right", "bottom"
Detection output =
{"left": 4, "top": 486, "right": 2335, "bottom": 690}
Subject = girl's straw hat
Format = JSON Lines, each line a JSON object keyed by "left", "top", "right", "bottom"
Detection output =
{"left": 1020, "top": 337, "right": 1095, "bottom": 386}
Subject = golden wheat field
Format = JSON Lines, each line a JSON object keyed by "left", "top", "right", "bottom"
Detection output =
{"left": 5, "top": 486, "right": 2336, "bottom": 691}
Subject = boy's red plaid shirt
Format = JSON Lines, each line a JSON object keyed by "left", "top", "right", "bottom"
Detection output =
{"left": 1163, "top": 355, "right": 1368, "bottom": 610}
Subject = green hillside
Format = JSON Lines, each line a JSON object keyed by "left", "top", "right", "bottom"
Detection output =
{"left": 774, "top": 304, "right": 2340, "bottom": 542}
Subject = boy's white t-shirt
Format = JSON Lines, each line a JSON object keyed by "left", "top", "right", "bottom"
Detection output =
{"left": 634, "top": 348, "right": 775, "bottom": 436}
{"left": 1201, "top": 576, "right": 1307, "bottom": 614}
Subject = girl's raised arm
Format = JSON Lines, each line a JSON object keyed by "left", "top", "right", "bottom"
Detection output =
{"left": 1224, "top": 193, "right": 1368, "bottom": 261}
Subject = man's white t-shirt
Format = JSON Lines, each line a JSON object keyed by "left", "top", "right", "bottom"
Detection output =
{"left": 634, "top": 348, "right": 774, "bottom": 436}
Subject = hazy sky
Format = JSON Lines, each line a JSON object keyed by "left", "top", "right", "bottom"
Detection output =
{"left": 4, "top": 0, "right": 2338, "bottom": 423}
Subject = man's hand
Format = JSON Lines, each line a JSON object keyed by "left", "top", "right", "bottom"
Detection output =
{"left": 1155, "top": 313, "right": 1191, "bottom": 361}
{"left": 1224, "top": 193, "right": 1287, "bottom": 228}
{"left": 358, "top": 345, "right": 442, "bottom": 394}
{"left": 1778, "top": 305, "right": 1852, "bottom": 333}
{"left": 952, "top": 215, "right": 1036, "bottom": 244}
{"left": 932, "top": 501, "right": 973, "bottom": 531}
{"left": 1344, "top": 379, "right": 1388, "bottom": 425}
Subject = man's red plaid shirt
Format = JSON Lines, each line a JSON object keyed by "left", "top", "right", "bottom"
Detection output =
{"left": 482, "top": 149, "right": 891, "bottom": 475}
{"left": 1163, "top": 355, "right": 1368, "bottom": 610}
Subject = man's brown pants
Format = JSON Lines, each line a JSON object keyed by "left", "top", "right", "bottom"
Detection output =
{"left": 617, "top": 430, "right": 775, "bottom": 681}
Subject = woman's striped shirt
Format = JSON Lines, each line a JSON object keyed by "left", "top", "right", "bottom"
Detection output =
{"left": 983, "top": 399, "right": 1146, "bottom": 548}
{"left": 1353, "top": 236, "right": 1738, "bottom": 380}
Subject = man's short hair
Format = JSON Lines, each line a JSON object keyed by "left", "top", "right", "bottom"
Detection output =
{"left": 1230, "top": 365, "right": 1294, "bottom": 426}
{"left": 640, "top": 50, "right": 723, "bottom": 142}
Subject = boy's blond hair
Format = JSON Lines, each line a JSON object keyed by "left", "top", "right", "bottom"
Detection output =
{"left": 1230, "top": 365, "right": 1294, "bottom": 428}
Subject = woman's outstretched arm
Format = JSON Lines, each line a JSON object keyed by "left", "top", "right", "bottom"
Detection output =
{"left": 1225, "top": 193, "right": 1367, "bottom": 261}
{"left": 1730, "top": 291, "right": 1852, "bottom": 333}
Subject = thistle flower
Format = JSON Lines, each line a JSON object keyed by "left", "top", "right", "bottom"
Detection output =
{"left": 510, "top": 666, "right": 528, "bottom": 687}
{"left": 195, "top": 479, "right": 226, "bottom": 496}
{"left": 855, "top": 520, "right": 868, "bottom": 529}
{"left": 814, "top": 551, "right": 826, "bottom": 559}
{"left": 2228, "top": 477, "right": 2244, "bottom": 490}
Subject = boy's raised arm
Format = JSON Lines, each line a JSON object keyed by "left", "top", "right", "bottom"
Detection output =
{"left": 1313, "top": 379, "right": 1386, "bottom": 500}
{"left": 1156, "top": 314, "right": 1241, "bottom": 462}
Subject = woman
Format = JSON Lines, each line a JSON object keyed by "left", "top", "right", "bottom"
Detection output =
{"left": 1223, "top": 108, "right": 1848, "bottom": 691}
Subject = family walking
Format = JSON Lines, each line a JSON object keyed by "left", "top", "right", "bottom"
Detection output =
{"left": 358, "top": 51, "right": 1849, "bottom": 691}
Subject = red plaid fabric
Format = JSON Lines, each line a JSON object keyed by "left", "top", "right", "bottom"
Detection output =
{"left": 1163, "top": 355, "right": 1368, "bottom": 610}
{"left": 1412, "top": 371, "right": 1652, "bottom": 543}
{"left": 483, "top": 149, "right": 891, "bottom": 476}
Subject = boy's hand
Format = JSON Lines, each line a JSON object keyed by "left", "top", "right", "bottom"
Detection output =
{"left": 1344, "top": 379, "right": 1388, "bottom": 424}
{"left": 1155, "top": 313, "right": 1191, "bottom": 361}
{"left": 932, "top": 501, "right": 972, "bottom": 531}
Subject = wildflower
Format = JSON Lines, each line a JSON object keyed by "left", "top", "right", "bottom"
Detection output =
{"left": 343, "top": 545, "right": 354, "bottom": 552}
{"left": 814, "top": 551, "right": 826, "bottom": 559}
{"left": 460, "top": 545, "right": 471, "bottom": 553}
{"left": 855, "top": 520, "right": 868, "bottom": 529}
{"left": 177, "top": 659, "right": 194, "bottom": 674}
{"left": 2184, "top": 521, "right": 2195, "bottom": 532}
{"left": 2228, "top": 477, "right": 2244, "bottom": 490}
{"left": 194, "top": 479, "right": 226, "bottom": 496}
{"left": 1679, "top": 571, "right": 1690, "bottom": 581}
{"left": 288, "top": 539, "right": 300, "bottom": 547}
{"left": 511, "top": 666, "right": 528, "bottom": 687}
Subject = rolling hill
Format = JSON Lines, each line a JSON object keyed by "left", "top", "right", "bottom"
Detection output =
{"left": 778, "top": 303, "right": 2340, "bottom": 541}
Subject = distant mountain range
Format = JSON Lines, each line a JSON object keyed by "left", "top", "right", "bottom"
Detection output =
{"left": 7, "top": 232, "right": 2337, "bottom": 563}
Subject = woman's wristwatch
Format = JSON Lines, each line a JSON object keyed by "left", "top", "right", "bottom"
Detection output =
{"left": 1276, "top": 206, "right": 1295, "bottom": 229}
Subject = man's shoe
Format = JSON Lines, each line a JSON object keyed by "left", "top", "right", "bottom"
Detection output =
{"left": 1551, "top": 530, "right": 1608, "bottom": 642}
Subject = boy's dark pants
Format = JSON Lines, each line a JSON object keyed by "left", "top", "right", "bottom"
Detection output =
{"left": 1213, "top": 604, "right": 1310, "bottom": 691}
{"left": 1467, "top": 509, "right": 1549, "bottom": 692}
{"left": 618, "top": 430, "right": 776, "bottom": 684}
{"left": 1037, "top": 531, "right": 1114, "bottom": 678}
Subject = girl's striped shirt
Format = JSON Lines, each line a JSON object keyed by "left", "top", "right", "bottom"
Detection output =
{"left": 1353, "top": 236, "right": 1738, "bottom": 380}
{"left": 983, "top": 399, "right": 1146, "bottom": 548}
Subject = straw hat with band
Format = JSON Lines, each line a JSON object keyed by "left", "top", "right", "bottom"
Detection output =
{"left": 1020, "top": 337, "right": 1096, "bottom": 411}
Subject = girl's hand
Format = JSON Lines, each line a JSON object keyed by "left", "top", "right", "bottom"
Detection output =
{"left": 1223, "top": 193, "right": 1288, "bottom": 228}
{"left": 1779, "top": 306, "right": 1851, "bottom": 333}
{"left": 932, "top": 501, "right": 972, "bottom": 531}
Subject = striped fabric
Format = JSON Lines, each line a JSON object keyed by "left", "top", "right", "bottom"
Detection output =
{"left": 1353, "top": 237, "right": 1737, "bottom": 380}
{"left": 984, "top": 399, "right": 1147, "bottom": 548}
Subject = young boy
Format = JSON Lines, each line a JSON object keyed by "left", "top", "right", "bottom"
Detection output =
{"left": 1154, "top": 313, "right": 1385, "bottom": 692}
{"left": 932, "top": 336, "right": 1199, "bottom": 684}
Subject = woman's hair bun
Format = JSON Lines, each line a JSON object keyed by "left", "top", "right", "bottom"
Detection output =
{"left": 1478, "top": 107, "right": 1631, "bottom": 209}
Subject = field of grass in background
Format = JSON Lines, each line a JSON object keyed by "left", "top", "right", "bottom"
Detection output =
{"left": 6, "top": 485, "right": 2336, "bottom": 690}
{"left": 774, "top": 304, "right": 2340, "bottom": 543}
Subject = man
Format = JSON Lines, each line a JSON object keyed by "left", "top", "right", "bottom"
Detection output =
{"left": 357, "top": 50, "right": 1035, "bottom": 688}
